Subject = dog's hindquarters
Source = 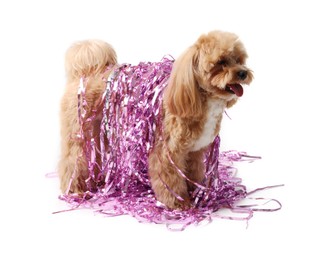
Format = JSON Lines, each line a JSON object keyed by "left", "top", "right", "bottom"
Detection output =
{"left": 58, "top": 40, "right": 117, "bottom": 194}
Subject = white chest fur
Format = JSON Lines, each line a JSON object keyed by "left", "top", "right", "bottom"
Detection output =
{"left": 191, "top": 100, "right": 225, "bottom": 151}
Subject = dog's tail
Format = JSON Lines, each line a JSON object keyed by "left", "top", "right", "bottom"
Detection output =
{"left": 65, "top": 40, "right": 117, "bottom": 80}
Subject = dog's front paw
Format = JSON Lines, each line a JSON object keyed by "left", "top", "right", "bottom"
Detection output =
{"left": 173, "top": 198, "right": 191, "bottom": 211}
{"left": 157, "top": 192, "right": 191, "bottom": 210}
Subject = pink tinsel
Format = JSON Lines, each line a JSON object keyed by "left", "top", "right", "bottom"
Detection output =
{"left": 58, "top": 57, "right": 281, "bottom": 230}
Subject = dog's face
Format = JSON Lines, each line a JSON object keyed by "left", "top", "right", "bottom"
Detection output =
{"left": 195, "top": 31, "right": 253, "bottom": 100}
{"left": 165, "top": 30, "right": 253, "bottom": 118}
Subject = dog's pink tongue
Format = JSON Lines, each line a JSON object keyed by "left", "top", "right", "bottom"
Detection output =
{"left": 228, "top": 84, "right": 243, "bottom": 97}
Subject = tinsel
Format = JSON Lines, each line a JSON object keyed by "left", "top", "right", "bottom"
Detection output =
{"left": 58, "top": 57, "right": 281, "bottom": 230}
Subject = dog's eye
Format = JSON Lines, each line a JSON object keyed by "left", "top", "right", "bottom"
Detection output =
{"left": 217, "top": 60, "right": 227, "bottom": 66}
{"left": 236, "top": 58, "right": 242, "bottom": 64}
{"left": 236, "top": 57, "right": 245, "bottom": 65}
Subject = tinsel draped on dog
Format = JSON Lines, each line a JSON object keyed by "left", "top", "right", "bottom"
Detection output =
{"left": 58, "top": 30, "right": 254, "bottom": 218}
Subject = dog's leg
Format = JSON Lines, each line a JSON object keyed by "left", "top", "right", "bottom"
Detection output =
{"left": 185, "top": 150, "right": 205, "bottom": 192}
{"left": 58, "top": 84, "right": 88, "bottom": 194}
{"left": 58, "top": 140, "right": 88, "bottom": 194}
{"left": 149, "top": 144, "right": 190, "bottom": 209}
{"left": 59, "top": 77, "right": 107, "bottom": 194}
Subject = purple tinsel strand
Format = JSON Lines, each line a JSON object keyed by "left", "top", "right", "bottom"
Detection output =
{"left": 58, "top": 57, "right": 280, "bottom": 230}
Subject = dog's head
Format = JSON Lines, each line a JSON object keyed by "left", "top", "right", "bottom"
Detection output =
{"left": 165, "top": 30, "right": 253, "bottom": 118}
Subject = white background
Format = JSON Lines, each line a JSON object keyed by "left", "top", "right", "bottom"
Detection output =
{"left": 1, "top": 0, "right": 321, "bottom": 259}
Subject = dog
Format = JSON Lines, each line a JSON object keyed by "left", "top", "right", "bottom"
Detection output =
{"left": 58, "top": 30, "right": 253, "bottom": 210}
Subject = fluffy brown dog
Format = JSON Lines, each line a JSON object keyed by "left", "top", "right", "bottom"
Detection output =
{"left": 59, "top": 30, "right": 253, "bottom": 209}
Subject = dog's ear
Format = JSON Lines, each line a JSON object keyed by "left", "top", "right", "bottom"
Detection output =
{"left": 164, "top": 46, "right": 202, "bottom": 118}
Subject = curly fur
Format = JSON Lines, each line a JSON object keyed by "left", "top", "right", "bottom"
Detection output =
{"left": 59, "top": 30, "right": 253, "bottom": 209}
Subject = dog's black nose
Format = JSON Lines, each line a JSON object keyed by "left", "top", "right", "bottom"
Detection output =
{"left": 237, "top": 70, "right": 248, "bottom": 80}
